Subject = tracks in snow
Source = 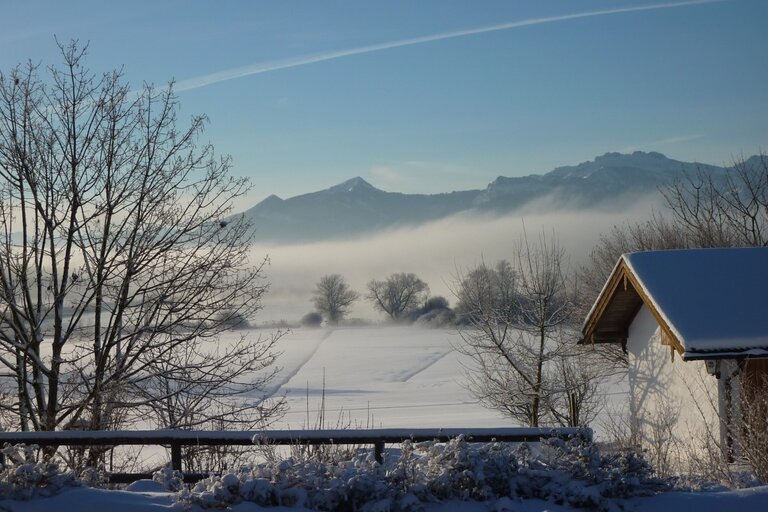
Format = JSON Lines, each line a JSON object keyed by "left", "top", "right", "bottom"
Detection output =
{"left": 396, "top": 349, "right": 453, "bottom": 383}
{"left": 265, "top": 329, "right": 334, "bottom": 398}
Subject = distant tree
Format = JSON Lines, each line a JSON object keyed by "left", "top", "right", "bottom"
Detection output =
{"left": 366, "top": 273, "right": 429, "bottom": 320}
{"left": 454, "top": 260, "right": 517, "bottom": 323}
{"left": 301, "top": 311, "right": 323, "bottom": 328}
{"left": 421, "top": 296, "right": 450, "bottom": 313}
{"left": 312, "top": 274, "right": 360, "bottom": 324}
{"left": 213, "top": 309, "right": 251, "bottom": 330}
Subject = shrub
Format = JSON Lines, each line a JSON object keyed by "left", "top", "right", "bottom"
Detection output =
{"left": 414, "top": 308, "right": 456, "bottom": 328}
{"left": 214, "top": 309, "right": 251, "bottom": 330}
{"left": 153, "top": 465, "right": 185, "bottom": 492}
{"left": 409, "top": 296, "right": 456, "bottom": 326}
{"left": 0, "top": 444, "right": 81, "bottom": 500}
{"left": 180, "top": 433, "right": 670, "bottom": 510}
{"left": 301, "top": 312, "right": 323, "bottom": 328}
{"left": 423, "top": 296, "right": 449, "bottom": 312}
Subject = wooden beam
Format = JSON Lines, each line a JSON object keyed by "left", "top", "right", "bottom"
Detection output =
{"left": 0, "top": 427, "right": 590, "bottom": 484}
{"left": 582, "top": 260, "right": 629, "bottom": 343}
{"left": 582, "top": 258, "right": 685, "bottom": 357}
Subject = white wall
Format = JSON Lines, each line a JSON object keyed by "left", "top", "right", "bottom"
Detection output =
{"left": 626, "top": 304, "right": 721, "bottom": 473}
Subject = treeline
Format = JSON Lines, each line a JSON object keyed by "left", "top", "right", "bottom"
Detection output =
{"left": 307, "top": 272, "right": 452, "bottom": 327}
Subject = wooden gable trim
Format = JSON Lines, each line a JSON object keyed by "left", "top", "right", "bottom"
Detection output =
{"left": 582, "top": 260, "right": 629, "bottom": 344}
{"left": 582, "top": 258, "right": 685, "bottom": 357}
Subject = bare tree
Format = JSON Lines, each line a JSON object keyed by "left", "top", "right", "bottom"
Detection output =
{"left": 454, "top": 260, "right": 516, "bottom": 324}
{"left": 662, "top": 154, "right": 768, "bottom": 248}
{"left": 577, "top": 154, "right": 768, "bottom": 368}
{"left": 366, "top": 272, "right": 429, "bottom": 321}
{"left": 578, "top": 213, "right": 686, "bottom": 316}
{"left": 455, "top": 233, "right": 602, "bottom": 427}
{"left": 0, "top": 42, "right": 282, "bottom": 434}
{"left": 581, "top": 153, "right": 768, "bottom": 311}
{"left": 311, "top": 274, "right": 359, "bottom": 325}
{"left": 132, "top": 334, "right": 284, "bottom": 431}
{"left": 736, "top": 366, "right": 768, "bottom": 482}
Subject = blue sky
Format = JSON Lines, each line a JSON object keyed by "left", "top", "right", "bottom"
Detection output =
{"left": 1, "top": 0, "right": 766, "bottom": 206}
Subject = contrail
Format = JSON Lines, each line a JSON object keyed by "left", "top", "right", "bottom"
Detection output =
{"left": 175, "top": 0, "right": 725, "bottom": 92}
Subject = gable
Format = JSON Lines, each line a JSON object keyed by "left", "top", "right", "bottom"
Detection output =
{"left": 582, "top": 248, "right": 768, "bottom": 360}
{"left": 582, "top": 259, "right": 684, "bottom": 355}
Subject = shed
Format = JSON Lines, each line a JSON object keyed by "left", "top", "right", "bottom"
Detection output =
{"left": 581, "top": 247, "right": 768, "bottom": 471}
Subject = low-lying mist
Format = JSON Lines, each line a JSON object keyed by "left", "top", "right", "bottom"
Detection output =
{"left": 252, "top": 198, "right": 661, "bottom": 323}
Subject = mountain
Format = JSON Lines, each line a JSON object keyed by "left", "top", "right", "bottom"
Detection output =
{"left": 472, "top": 151, "right": 727, "bottom": 211}
{"left": 241, "top": 151, "right": 733, "bottom": 243}
{"left": 244, "top": 176, "right": 479, "bottom": 241}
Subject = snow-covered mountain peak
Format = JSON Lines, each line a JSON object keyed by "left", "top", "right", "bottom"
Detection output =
{"left": 329, "top": 176, "right": 378, "bottom": 193}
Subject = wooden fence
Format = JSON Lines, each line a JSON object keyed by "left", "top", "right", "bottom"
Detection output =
{"left": 0, "top": 427, "right": 588, "bottom": 483}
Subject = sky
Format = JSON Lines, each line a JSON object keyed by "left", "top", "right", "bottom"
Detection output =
{"left": 1, "top": 0, "right": 766, "bottom": 207}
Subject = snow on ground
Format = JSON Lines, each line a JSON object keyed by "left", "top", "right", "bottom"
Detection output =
{"left": 1, "top": 324, "right": 765, "bottom": 511}
{"left": 4, "top": 485, "right": 768, "bottom": 512}
{"left": 263, "top": 325, "right": 513, "bottom": 429}
{"left": 82, "top": 324, "right": 513, "bottom": 466}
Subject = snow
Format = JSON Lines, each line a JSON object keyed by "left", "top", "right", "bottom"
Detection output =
{"left": 328, "top": 176, "right": 378, "bottom": 194}
{"left": 3, "top": 481, "right": 768, "bottom": 511}
{"left": 268, "top": 326, "right": 513, "bottom": 429}
{"left": 125, "top": 480, "right": 167, "bottom": 492}
{"left": 631, "top": 485, "right": 768, "bottom": 512}
{"left": 623, "top": 248, "right": 768, "bottom": 359}
{"left": 1, "top": 487, "right": 178, "bottom": 511}
{"left": 2, "top": 323, "right": 766, "bottom": 510}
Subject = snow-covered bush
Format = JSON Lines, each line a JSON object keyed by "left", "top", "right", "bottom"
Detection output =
{"left": 78, "top": 466, "right": 109, "bottom": 488}
{"left": 414, "top": 308, "right": 456, "bottom": 328}
{"left": 409, "top": 296, "right": 456, "bottom": 327}
{"left": 152, "top": 465, "right": 185, "bottom": 492}
{"left": 535, "top": 434, "right": 668, "bottom": 507}
{"left": 180, "top": 433, "right": 671, "bottom": 511}
{"left": 0, "top": 444, "right": 80, "bottom": 500}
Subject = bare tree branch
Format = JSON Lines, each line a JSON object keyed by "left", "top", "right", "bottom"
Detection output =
{"left": 0, "top": 42, "right": 283, "bottom": 438}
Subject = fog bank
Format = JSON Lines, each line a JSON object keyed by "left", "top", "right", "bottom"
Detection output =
{"left": 253, "top": 202, "right": 658, "bottom": 323}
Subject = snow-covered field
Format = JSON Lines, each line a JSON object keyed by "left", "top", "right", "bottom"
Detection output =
{"left": 266, "top": 325, "right": 512, "bottom": 430}
{"left": 264, "top": 325, "right": 628, "bottom": 434}
{"left": 2, "top": 324, "right": 766, "bottom": 511}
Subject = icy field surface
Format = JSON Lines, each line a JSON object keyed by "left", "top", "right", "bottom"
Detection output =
{"left": 4, "top": 485, "right": 768, "bottom": 512}
{"left": 262, "top": 325, "right": 513, "bottom": 429}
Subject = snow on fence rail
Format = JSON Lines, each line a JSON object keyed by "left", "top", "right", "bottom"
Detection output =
{"left": 0, "top": 427, "right": 588, "bottom": 483}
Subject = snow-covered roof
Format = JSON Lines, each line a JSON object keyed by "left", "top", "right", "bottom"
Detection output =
{"left": 582, "top": 247, "right": 768, "bottom": 360}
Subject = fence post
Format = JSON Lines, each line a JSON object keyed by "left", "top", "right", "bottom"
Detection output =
{"left": 171, "top": 442, "right": 182, "bottom": 472}
{"left": 374, "top": 440, "right": 384, "bottom": 463}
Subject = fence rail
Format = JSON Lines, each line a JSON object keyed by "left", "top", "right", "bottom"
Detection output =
{"left": 0, "top": 427, "right": 588, "bottom": 484}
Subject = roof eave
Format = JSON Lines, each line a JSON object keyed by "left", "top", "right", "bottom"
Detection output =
{"left": 683, "top": 349, "right": 768, "bottom": 361}
{"left": 582, "top": 255, "right": 685, "bottom": 356}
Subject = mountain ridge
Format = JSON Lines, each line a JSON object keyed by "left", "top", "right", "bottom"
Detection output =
{"left": 241, "top": 151, "right": 740, "bottom": 243}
